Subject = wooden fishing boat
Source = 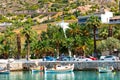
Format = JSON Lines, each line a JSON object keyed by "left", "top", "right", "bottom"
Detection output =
{"left": 44, "top": 64, "right": 74, "bottom": 73}
{"left": 0, "top": 61, "right": 10, "bottom": 74}
{"left": 31, "top": 66, "right": 44, "bottom": 72}
{"left": 0, "top": 69, "right": 10, "bottom": 74}
{"left": 98, "top": 66, "right": 114, "bottom": 73}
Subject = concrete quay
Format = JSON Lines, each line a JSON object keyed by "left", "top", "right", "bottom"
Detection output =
{"left": 0, "top": 60, "right": 120, "bottom": 71}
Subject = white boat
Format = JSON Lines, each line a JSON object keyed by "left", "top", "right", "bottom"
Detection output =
{"left": 0, "top": 61, "right": 10, "bottom": 74}
{"left": 98, "top": 66, "right": 114, "bottom": 73}
{"left": 0, "top": 69, "right": 10, "bottom": 74}
{"left": 31, "top": 66, "right": 44, "bottom": 72}
{"left": 44, "top": 64, "right": 74, "bottom": 73}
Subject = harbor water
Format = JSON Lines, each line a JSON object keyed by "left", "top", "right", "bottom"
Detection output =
{"left": 0, "top": 71, "right": 120, "bottom": 80}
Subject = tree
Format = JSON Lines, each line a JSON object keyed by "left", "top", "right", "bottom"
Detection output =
{"left": 1, "top": 27, "right": 16, "bottom": 58}
{"left": 97, "top": 37, "right": 120, "bottom": 55}
{"left": 41, "top": 25, "right": 65, "bottom": 58}
{"left": 98, "top": 25, "right": 109, "bottom": 39}
{"left": 38, "top": 40, "right": 54, "bottom": 57}
{"left": 67, "top": 23, "right": 92, "bottom": 56}
{"left": 86, "top": 15, "right": 101, "bottom": 57}
{"left": 21, "top": 23, "right": 37, "bottom": 60}
{"left": 113, "top": 25, "right": 120, "bottom": 40}
{"left": 12, "top": 21, "right": 23, "bottom": 59}
{"left": 16, "top": 34, "right": 21, "bottom": 59}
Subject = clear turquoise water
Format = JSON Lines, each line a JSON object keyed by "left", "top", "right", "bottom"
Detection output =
{"left": 0, "top": 71, "right": 120, "bottom": 80}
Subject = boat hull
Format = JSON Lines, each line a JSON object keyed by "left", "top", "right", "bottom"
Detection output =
{"left": 98, "top": 67, "right": 113, "bottom": 73}
{"left": 32, "top": 69, "right": 43, "bottom": 72}
{"left": 45, "top": 69, "right": 73, "bottom": 73}
{"left": 0, "top": 70, "right": 10, "bottom": 74}
{"left": 99, "top": 70, "right": 112, "bottom": 73}
{"left": 44, "top": 64, "right": 74, "bottom": 73}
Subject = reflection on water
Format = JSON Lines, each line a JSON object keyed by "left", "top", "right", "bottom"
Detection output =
{"left": 0, "top": 74, "right": 10, "bottom": 80}
{"left": 74, "top": 71, "right": 118, "bottom": 80}
{"left": 74, "top": 71, "right": 97, "bottom": 80}
{"left": 97, "top": 72, "right": 116, "bottom": 80}
{"left": 0, "top": 71, "right": 120, "bottom": 80}
{"left": 44, "top": 72, "right": 74, "bottom": 80}
{"left": 32, "top": 71, "right": 74, "bottom": 80}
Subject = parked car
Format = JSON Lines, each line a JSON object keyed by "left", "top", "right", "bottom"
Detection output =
{"left": 79, "top": 58, "right": 93, "bottom": 61}
{"left": 59, "top": 56, "right": 71, "bottom": 61}
{"left": 100, "top": 55, "right": 119, "bottom": 61}
{"left": 86, "top": 56, "right": 97, "bottom": 60}
{"left": 43, "top": 56, "right": 56, "bottom": 61}
{"left": 72, "top": 56, "right": 93, "bottom": 61}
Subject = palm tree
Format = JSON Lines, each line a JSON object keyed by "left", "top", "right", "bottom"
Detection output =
{"left": 41, "top": 25, "right": 65, "bottom": 58}
{"left": 12, "top": 21, "right": 23, "bottom": 59}
{"left": 16, "top": 34, "right": 21, "bottom": 59}
{"left": 86, "top": 15, "right": 101, "bottom": 57}
{"left": 1, "top": 27, "right": 16, "bottom": 58}
{"left": 30, "top": 31, "right": 39, "bottom": 58}
{"left": 21, "top": 23, "right": 37, "bottom": 60}
{"left": 67, "top": 23, "right": 92, "bottom": 56}
{"left": 38, "top": 40, "right": 54, "bottom": 57}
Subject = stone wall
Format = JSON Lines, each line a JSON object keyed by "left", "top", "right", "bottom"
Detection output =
{"left": 0, "top": 62, "right": 23, "bottom": 71}
{"left": 22, "top": 61, "right": 120, "bottom": 71}
{"left": 10, "top": 62, "right": 23, "bottom": 71}
{"left": 0, "top": 61, "right": 120, "bottom": 71}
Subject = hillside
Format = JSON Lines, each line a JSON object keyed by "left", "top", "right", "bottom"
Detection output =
{"left": 0, "top": 0, "right": 119, "bottom": 30}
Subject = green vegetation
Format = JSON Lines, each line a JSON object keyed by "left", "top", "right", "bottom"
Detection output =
{"left": 0, "top": 0, "right": 119, "bottom": 24}
{"left": 0, "top": 15, "right": 120, "bottom": 59}
{"left": 0, "top": 0, "right": 120, "bottom": 59}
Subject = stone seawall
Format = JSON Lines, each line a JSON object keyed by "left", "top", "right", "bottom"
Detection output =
{"left": 23, "top": 61, "right": 120, "bottom": 71}
{"left": 1, "top": 61, "right": 120, "bottom": 71}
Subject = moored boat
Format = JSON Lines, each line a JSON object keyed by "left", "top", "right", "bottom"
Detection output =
{"left": 44, "top": 64, "right": 74, "bottom": 73}
{"left": 0, "top": 70, "right": 10, "bottom": 74}
{"left": 0, "top": 61, "right": 10, "bottom": 74}
{"left": 98, "top": 66, "right": 114, "bottom": 73}
{"left": 31, "top": 66, "right": 44, "bottom": 72}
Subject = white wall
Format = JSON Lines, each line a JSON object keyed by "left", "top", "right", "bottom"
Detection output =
{"left": 101, "top": 11, "right": 113, "bottom": 23}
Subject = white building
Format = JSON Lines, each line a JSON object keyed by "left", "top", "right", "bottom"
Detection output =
{"left": 101, "top": 11, "right": 113, "bottom": 23}
{"left": 78, "top": 11, "right": 113, "bottom": 24}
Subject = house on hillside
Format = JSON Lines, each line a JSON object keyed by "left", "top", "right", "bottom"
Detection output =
{"left": 109, "top": 16, "right": 120, "bottom": 24}
{"left": 78, "top": 11, "right": 113, "bottom": 24}
{"left": 78, "top": 10, "right": 120, "bottom": 24}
